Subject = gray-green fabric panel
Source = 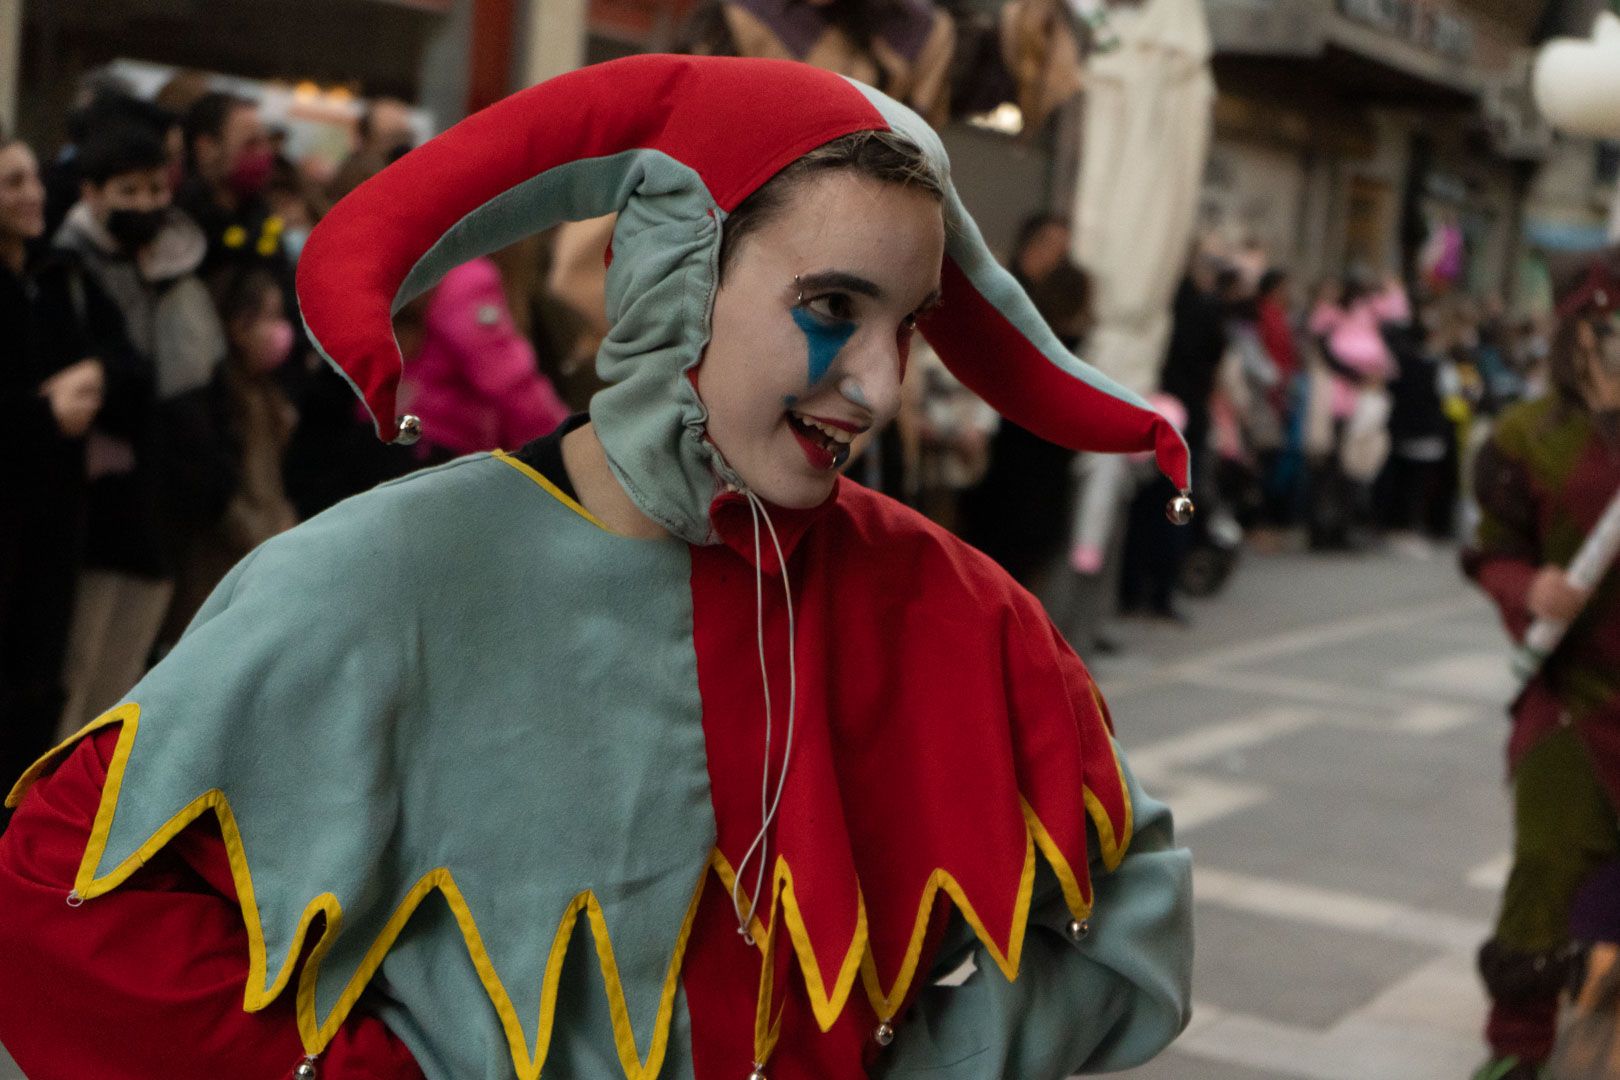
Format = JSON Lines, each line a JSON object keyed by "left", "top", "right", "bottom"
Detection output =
{"left": 373, "top": 891, "right": 699, "bottom": 1080}
{"left": 389, "top": 148, "right": 732, "bottom": 545}
{"left": 844, "top": 79, "right": 1172, "bottom": 422}
{"left": 90, "top": 454, "right": 716, "bottom": 1075}
{"left": 873, "top": 743, "right": 1193, "bottom": 1077}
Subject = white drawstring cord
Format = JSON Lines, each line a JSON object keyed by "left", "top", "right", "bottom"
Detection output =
{"left": 730, "top": 490, "right": 798, "bottom": 941}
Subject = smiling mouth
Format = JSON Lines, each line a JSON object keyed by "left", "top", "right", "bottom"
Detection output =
{"left": 786, "top": 411, "right": 854, "bottom": 470}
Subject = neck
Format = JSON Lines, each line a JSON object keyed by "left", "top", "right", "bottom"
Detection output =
{"left": 560, "top": 422, "right": 671, "bottom": 540}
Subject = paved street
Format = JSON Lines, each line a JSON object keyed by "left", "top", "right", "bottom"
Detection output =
{"left": 1107, "top": 546, "right": 1509, "bottom": 1080}
{"left": 0, "top": 545, "right": 1513, "bottom": 1080}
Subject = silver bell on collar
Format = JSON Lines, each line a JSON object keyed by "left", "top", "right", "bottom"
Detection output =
{"left": 293, "top": 1056, "right": 319, "bottom": 1080}
{"left": 874, "top": 1020, "right": 896, "bottom": 1046}
{"left": 1165, "top": 492, "right": 1195, "bottom": 526}
{"left": 747, "top": 1065, "right": 769, "bottom": 1080}
{"left": 1066, "top": 917, "right": 1091, "bottom": 942}
{"left": 393, "top": 414, "right": 423, "bottom": 446}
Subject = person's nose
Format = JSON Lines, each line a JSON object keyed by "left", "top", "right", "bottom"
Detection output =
{"left": 838, "top": 331, "right": 905, "bottom": 423}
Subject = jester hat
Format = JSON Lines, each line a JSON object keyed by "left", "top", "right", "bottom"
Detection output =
{"left": 298, "top": 54, "right": 1190, "bottom": 543}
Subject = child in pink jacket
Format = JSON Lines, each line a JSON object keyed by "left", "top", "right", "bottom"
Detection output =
{"left": 401, "top": 258, "right": 568, "bottom": 460}
{"left": 1309, "top": 277, "right": 1409, "bottom": 419}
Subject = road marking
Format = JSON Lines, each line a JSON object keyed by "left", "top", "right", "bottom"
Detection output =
{"left": 1386, "top": 652, "right": 1518, "bottom": 705}
{"left": 1128, "top": 706, "right": 1320, "bottom": 775}
{"left": 1152, "top": 777, "right": 1272, "bottom": 833}
{"left": 1193, "top": 867, "right": 1490, "bottom": 952}
{"left": 1466, "top": 853, "right": 1511, "bottom": 892}
{"left": 1104, "top": 596, "right": 1484, "bottom": 697}
{"left": 1174, "top": 951, "right": 1486, "bottom": 1080}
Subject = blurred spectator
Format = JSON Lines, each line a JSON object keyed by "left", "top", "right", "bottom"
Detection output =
{"left": 52, "top": 120, "right": 232, "bottom": 734}
{"left": 0, "top": 132, "right": 107, "bottom": 802}
{"left": 176, "top": 92, "right": 289, "bottom": 285}
{"left": 1159, "top": 255, "right": 1228, "bottom": 507}
{"left": 153, "top": 69, "right": 213, "bottom": 120}
{"left": 1376, "top": 304, "right": 1452, "bottom": 553}
{"left": 1253, "top": 268, "right": 1304, "bottom": 530}
{"left": 1305, "top": 272, "right": 1406, "bottom": 550}
{"left": 501, "top": 231, "right": 600, "bottom": 413}
{"left": 328, "top": 97, "right": 416, "bottom": 202}
{"left": 694, "top": 0, "right": 955, "bottom": 126}
{"left": 161, "top": 267, "right": 299, "bottom": 643}
{"left": 399, "top": 257, "right": 570, "bottom": 464}
{"left": 265, "top": 153, "right": 327, "bottom": 264}
{"left": 960, "top": 214, "right": 1088, "bottom": 589}
{"left": 902, "top": 340, "right": 997, "bottom": 528}
{"left": 43, "top": 80, "right": 177, "bottom": 240}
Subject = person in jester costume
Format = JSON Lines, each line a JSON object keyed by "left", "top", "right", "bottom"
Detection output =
{"left": 0, "top": 56, "right": 1193, "bottom": 1080}
{"left": 1466, "top": 250, "right": 1620, "bottom": 1080}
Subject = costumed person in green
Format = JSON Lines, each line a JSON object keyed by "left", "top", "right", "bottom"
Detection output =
{"left": 1465, "top": 250, "right": 1620, "bottom": 1080}
{"left": 0, "top": 56, "right": 1193, "bottom": 1079}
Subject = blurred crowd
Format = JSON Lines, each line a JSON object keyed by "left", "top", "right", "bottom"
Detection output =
{"left": 0, "top": 72, "right": 587, "bottom": 793}
{"left": 0, "top": 1, "right": 1563, "bottom": 803}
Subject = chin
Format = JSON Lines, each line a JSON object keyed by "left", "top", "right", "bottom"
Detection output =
{"left": 749, "top": 469, "right": 837, "bottom": 510}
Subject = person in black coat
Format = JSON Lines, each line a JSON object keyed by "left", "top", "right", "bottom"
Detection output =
{"left": 0, "top": 135, "right": 113, "bottom": 813}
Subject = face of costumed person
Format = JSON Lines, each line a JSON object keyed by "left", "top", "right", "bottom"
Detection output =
{"left": 696, "top": 169, "right": 943, "bottom": 509}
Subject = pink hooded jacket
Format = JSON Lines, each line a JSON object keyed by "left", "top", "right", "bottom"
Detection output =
{"left": 402, "top": 259, "right": 569, "bottom": 456}
{"left": 1309, "top": 283, "right": 1409, "bottom": 419}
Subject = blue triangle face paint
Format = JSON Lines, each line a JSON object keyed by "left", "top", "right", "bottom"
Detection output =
{"left": 791, "top": 307, "right": 856, "bottom": 386}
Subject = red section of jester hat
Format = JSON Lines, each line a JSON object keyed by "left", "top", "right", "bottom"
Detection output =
{"left": 298, "top": 55, "right": 885, "bottom": 437}
{"left": 922, "top": 257, "right": 1191, "bottom": 491}
{"left": 687, "top": 478, "right": 1128, "bottom": 1044}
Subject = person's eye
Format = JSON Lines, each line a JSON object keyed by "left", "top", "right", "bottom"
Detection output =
{"left": 804, "top": 292, "right": 856, "bottom": 323}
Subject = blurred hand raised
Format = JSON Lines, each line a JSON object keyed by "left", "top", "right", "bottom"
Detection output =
{"left": 39, "top": 359, "right": 104, "bottom": 438}
{"left": 1528, "top": 565, "right": 1589, "bottom": 624}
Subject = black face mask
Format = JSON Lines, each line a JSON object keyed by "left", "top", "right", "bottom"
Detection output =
{"left": 105, "top": 208, "right": 166, "bottom": 252}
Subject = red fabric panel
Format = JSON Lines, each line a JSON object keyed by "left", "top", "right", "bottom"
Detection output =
{"left": 682, "top": 874, "right": 876, "bottom": 1079}
{"left": 1486, "top": 997, "right": 1558, "bottom": 1064}
{"left": 0, "top": 730, "right": 424, "bottom": 1080}
{"left": 687, "top": 480, "right": 1117, "bottom": 1049}
{"left": 298, "top": 55, "right": 884, "bottom": 436}
{"left": 1474, "top": 556, "right": 1536, "bottom": 644}
{"left": 921, "top": 257, "right": 1190, "bottom": 491}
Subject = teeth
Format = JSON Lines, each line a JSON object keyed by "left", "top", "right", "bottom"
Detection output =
{"left": 795, "top": 414, "right": 854, "bottom": 445}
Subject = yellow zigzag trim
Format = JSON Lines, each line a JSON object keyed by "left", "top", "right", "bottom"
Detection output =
{"left": 716, "top": 730, "right": 1135, "bottom": 1048}
{"left": 7, "top": 708, "right": 1135, "bottom": 1078}
{"left": 14, "top": 705, "right": 706, "bottom": 1080}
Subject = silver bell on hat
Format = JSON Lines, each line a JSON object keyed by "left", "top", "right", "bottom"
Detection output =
{"left": 394, "top": 414, "right": 423, "bottom": 446}
{"left": 874, "top": 1020, "right": 896, "bottom": 1046}
{"left": 1165, "top": 492, "right": 1195, "bottom": 526}
{"left": 747, "top": 1065, "right": 769, "bottom": 1080}
{"left": 1066, "top": 918, "right": 1091, "bottom": 942}
{"left": 293, "top": 1057, "right": 319, "bottom": 1080}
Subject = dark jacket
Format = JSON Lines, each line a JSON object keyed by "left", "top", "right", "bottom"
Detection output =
{"left": 51, "top": 203, "right": 234, "bottom": 578}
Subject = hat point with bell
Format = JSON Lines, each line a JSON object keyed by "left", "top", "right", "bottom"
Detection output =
{"left": 296, "top": 54, "right": 1191, "bottom": 538}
